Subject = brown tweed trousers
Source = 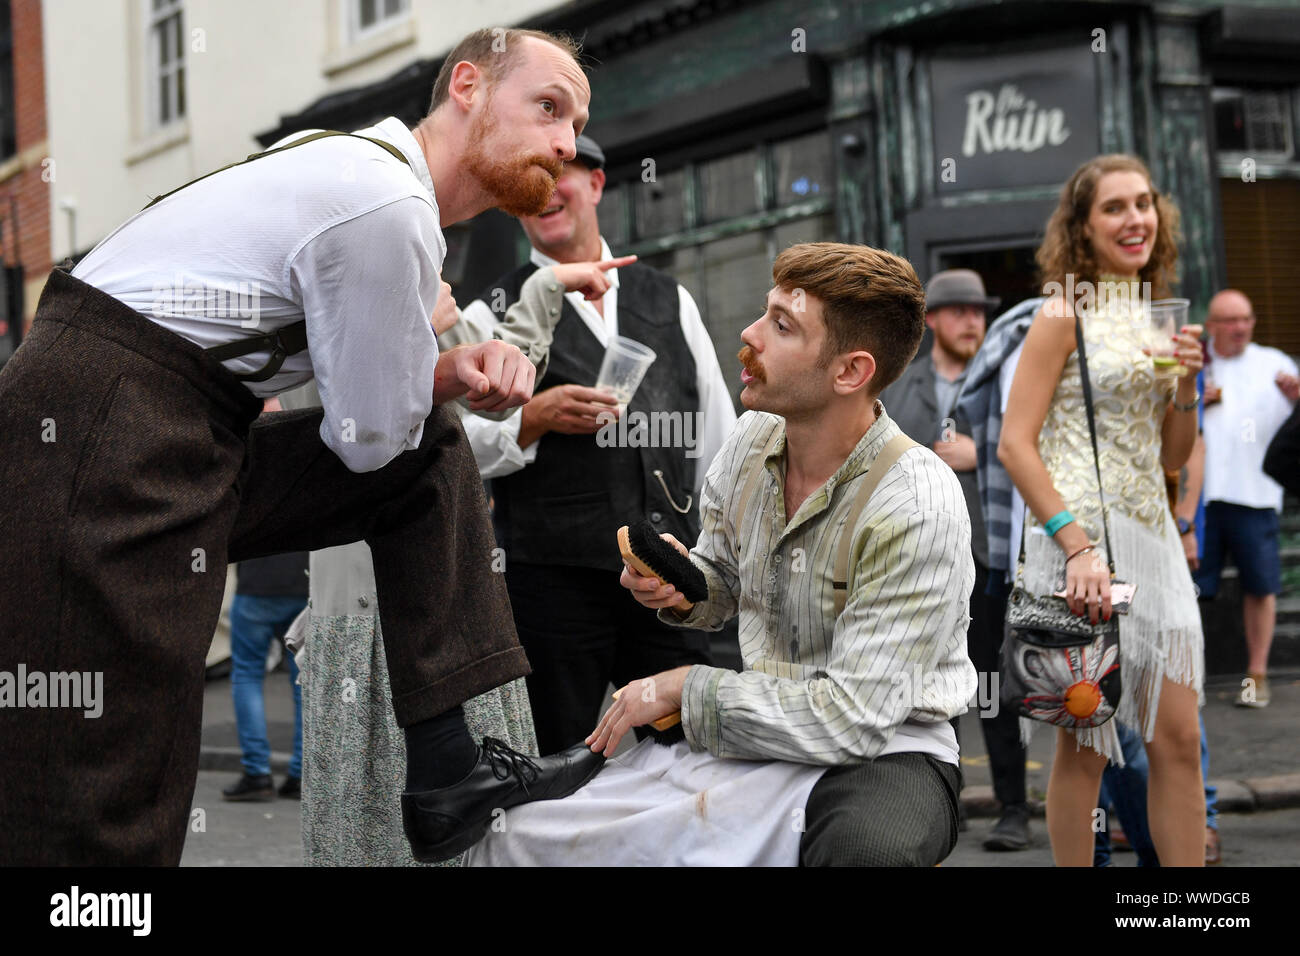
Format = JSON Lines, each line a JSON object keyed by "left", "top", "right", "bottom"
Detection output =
{"left": 0, "top": 270, "right": 529, "bottom": 864}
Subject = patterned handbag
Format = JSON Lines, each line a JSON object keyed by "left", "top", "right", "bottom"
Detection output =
{"left": 1000, "top": 314, "right": 1128, "bottom": 729}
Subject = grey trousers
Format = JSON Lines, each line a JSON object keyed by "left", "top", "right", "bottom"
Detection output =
{"left": 800, "top": 752, "right": 962, "bottom": 866}
{"left": 0, "top": 270, "right": 528, "bottom": 864}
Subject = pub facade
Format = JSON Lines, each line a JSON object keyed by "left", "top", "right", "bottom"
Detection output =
{"left": 261, "top": 0, "right": 1300, "bottom": 411}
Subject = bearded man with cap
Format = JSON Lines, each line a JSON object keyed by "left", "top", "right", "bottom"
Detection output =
{"left": 453, "top": 134, "right": 736, "bottom": 756}
{"left": 881, "top": 268, "right": 1031, "bottom": 851}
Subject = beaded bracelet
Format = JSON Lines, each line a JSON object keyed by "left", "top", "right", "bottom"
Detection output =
{"left": 1043, "top": 510, "right": 1075, "bottom": 536}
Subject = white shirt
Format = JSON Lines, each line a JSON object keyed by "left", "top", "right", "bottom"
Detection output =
{"left": 1202, "top": 341, "right": 1298, "bottom": 511}
{"left": 73, "top": 117, "right": 443, "bottom": 474}
{"left": 458, "top": 239, "right": 736, "bottom": 500}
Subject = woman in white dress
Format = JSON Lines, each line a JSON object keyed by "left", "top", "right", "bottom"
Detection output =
{"left": 999, "top": 154, "right": 1206, "bottom": 866}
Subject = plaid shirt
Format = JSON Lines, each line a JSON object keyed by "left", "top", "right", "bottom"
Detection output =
{"left": 955, "top": 298, "right": 1042, "bottom": 574}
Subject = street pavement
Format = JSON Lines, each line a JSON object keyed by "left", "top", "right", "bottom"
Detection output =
{"left": 185, "top": 667, "right": 1300, "bottom": 866}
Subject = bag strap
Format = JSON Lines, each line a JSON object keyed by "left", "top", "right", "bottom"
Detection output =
{"left": 832, "top": 433, "right": 917, "bottom": 617}
{"left": 1015, "top": 313, "right": 1116, "bottom": 577}
{"left": 147, "top": 131, "right": 411, "bottom": 383}
{"left": 1073, "top": 313, "right": 1116, "bottom": 575}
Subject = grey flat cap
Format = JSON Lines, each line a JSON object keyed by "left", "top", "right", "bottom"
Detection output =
{"left": 925, "top": 269, "right": 1000, "bottom": 312}
{"left": 573, "top": 134, "right": 605, "bottom": 170}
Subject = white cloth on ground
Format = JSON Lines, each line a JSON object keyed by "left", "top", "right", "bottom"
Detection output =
{"left": 465, "top": 739, "right": 826, "bottom": 866}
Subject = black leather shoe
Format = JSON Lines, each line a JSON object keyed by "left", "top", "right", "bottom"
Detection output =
{"left": 278, "top": 776, "right": 301, "bottom": 799}
{"left": 982, "top": 803, "right": 1031, "bottom": 851}
{"left": 222, "top": 773, "right": 274, "bottom": 802}
{"left": 401, "top": 737, "right": 606, "bottom": 862}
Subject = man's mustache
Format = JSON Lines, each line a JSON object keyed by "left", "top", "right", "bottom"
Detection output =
{"left": 738, "top": 346, "right": 766, "bottom": 382}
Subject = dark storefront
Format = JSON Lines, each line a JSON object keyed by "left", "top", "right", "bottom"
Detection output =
{"left": 259, "top": 0, "right": 1300, "bottom": 674}
{"left": 262, "top": 0, "right": 1299, "bottom": 407}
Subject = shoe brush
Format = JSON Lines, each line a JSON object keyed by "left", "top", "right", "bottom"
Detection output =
{"left": 616, "top": 520, "right": 708, "bottom": 612}
{"left": 614, "top": 520, "right": 703, "bottom": 746}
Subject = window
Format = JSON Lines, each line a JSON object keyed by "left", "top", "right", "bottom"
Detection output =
{"left": 772, "top": 131, "right": 832, "bottom": 207}
{"left": 147, "top": 0, "right": 185, "bottom": 129}
{"left": 351, "top": 0, "right": 410, "bottom": 41}
{"left": 596, "top": 183, "right": 629, "bottom": 249}
{"left": 635, "top": 167, "right": 688, "bottom": 238}
{"left": 699, "top": 150, "right": 759, "bottom": 223}
{"left": 1213, "top": 88, "right": 1294, "bottom": 159}
{"left": 601, "top": 131, "right": 835, "bottom": 411}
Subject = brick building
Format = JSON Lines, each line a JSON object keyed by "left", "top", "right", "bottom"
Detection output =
{"left": 0, "top": 0, "right": 50, "bottom": 364}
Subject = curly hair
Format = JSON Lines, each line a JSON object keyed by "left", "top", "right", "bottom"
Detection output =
{"left": 1035, "top": 154, "right": 1181, "bottom": 300}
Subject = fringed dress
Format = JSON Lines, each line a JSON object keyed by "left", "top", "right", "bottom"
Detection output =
{"left": 1019, "top": 294, "right": 1203, "bottom": 763}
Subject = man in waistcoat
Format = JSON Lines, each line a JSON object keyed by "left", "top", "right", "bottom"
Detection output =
{"left": 458, "top": 134, "right": 736, "bottom": 754}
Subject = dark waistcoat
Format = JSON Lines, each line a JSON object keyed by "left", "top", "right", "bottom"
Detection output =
{"left": 479, "top": 262, "right": 700, "bottom": 572}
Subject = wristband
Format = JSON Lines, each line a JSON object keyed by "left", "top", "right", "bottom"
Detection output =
{"left": 1043, "top": 510, "right": 1075, "bottom": 536}
{"left": 1172, "top": 391, "right": 1200, "bottom": 413}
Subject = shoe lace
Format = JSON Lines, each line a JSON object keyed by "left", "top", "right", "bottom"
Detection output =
{"left": 481, "top": 737, "right": 541, "bottom": 795}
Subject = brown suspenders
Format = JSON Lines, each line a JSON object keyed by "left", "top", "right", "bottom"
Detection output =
{"left": 733, "top": 426, "right": 917, "bottom": 619}
{"left": 143, "top": 130, "right": 412, "bottom": 383}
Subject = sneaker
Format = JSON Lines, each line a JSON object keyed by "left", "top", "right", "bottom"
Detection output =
{"left": 278, "top": 776, "right": 301, "bottom": 799}
{"left": 1234, "top": 673, "right": 1270, "bottom": 708}
{"left": 1205, "top": 826, "right": 1221, "bottom": 865}
{"left": 982, "top": 803, "right": 1030, "bottom": 851}
{"left": 222, "top": 773, "right": 274, "bottom": 802}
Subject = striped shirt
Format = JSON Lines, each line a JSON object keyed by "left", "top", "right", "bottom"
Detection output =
{"left": 667, "top": 404, "right": 977, "bottom": 765}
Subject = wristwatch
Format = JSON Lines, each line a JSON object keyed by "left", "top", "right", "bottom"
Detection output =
{"left": 1177, "top": 517, "right": 1195, "bottom": 536}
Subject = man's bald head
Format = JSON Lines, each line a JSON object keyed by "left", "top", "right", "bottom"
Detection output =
{"left": 1207, "top": 288, "right": 1255, "bottom": 358}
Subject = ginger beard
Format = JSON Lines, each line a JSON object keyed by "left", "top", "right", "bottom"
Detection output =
{"left": 931, "top": 312, "right": 985, "bottom": 364}
{"left": 465, "top": 97, "right": 563, "bottom": 218}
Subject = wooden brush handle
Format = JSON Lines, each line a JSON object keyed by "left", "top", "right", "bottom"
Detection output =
{"left": 610, "top": 688, "right": 682, "bottom": 731}
{"left": 616, "top": 525, "right": 695, "bottom": 612}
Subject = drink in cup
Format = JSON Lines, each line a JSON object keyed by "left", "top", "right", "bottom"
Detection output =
{"left": 1147, "top": 298, "right": 1190, "bottom": 378}
{"left": 596, "top": 336, "right": 656, "bottom": 413}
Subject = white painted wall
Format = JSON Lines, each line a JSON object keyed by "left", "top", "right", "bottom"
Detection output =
{"left": 43, "top": 0, "right": 558, "bottom": 260}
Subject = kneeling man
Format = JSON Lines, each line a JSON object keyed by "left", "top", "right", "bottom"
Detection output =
{"left": 471, "top": 242, "right": 977, "bottom": 866}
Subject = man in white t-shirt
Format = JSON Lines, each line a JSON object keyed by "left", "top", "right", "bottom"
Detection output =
{"left": 1196, "top": 289, "right": 1299, "bottom": 708}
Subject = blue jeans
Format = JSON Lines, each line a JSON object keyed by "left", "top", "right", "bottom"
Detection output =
{"left": 1095, "top": 721, "right": 1159, "bottom": 867}
{"left": 230, "top": 594, "right": 306, "bottom": 778}
{"left": 1095, "top": 713, "right": 1217, "bottom": 866}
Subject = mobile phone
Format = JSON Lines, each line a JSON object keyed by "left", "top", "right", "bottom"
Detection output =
{"left": 1053, "top": 581, "right": 1136, "bottom": 614}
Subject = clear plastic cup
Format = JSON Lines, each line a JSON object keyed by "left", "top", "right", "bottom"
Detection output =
{"left": 1148, "top": 298, "right": 1190, "bottom": 377}
{"left": 595, "top": 336, "right": 656, "bottom": 408}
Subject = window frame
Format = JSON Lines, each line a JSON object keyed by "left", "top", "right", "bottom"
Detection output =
{"left": 347, "top": 0, "right": 412, "bottom": 45}
{"left": 144, "top": 0, "right": 186, "bottom": 132}
{"left": 1212, "top": 86, "right": 1296, "bottom": 168}
{"left": 605, "top": 130, "right": 835, "bottom": 258}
